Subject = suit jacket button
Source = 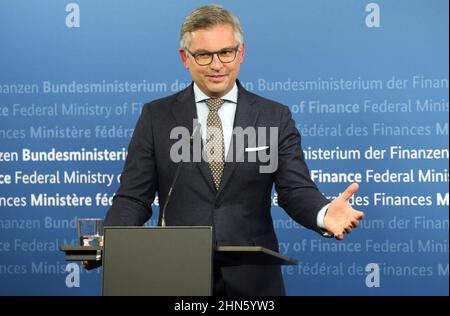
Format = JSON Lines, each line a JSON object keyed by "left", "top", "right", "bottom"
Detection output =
{"left": 214, "top": 202, "right": 220, "bottom": 208}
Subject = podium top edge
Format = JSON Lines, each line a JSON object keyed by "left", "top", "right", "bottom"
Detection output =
{"left": 59, "top": 245, "right": 102, "bottom": 251}
{"left": 103, "top": 226, "right": 213, "bottom": 230}
{"left": 216, "top": 246, "right": 298, "bottom": 265}
{"left": 216, "top": 246, "right": 265, "bottom": 252}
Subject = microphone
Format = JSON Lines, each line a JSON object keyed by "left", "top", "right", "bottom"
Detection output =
{"left": 161, "top": 122, "right": 201, "bottom": 227}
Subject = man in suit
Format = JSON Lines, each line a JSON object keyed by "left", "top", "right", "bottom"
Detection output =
{"left": 103, "top": 4, "right": 364, "bottom": 295}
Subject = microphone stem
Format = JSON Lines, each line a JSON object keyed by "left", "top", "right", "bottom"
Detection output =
{"left": 160, "top": 160, "right": 184, "bottom": 227}
{"left": 160, "top": 122, "right": 201, "bottom": 227}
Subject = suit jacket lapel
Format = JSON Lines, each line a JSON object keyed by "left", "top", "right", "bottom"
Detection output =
{"left": 217, "top": 83, "right": 259, "bottom": 197}
{"left": 171, "top": 84, "right": 217, "bottom": 194}
{"left": 170, "top": 82, "right": 260, "bottom": 197}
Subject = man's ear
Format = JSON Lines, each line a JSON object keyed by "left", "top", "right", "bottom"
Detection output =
{"left": 239, "top": 42, "right": 245, "bottom": 64}
{"left": 179, "top": 48, "right": 189, "bottom": 69}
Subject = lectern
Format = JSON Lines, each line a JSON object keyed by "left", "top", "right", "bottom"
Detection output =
{"left": 60, "top": 226, "right": 297, "bottom": 296}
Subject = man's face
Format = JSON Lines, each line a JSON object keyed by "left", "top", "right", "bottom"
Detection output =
{"left": 180, "top": 23, "right": 245, "bottom": 98}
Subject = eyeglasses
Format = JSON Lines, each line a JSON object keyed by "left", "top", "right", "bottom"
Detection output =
{"left": 186, "top": 45, "right": 240, "bottom": 66}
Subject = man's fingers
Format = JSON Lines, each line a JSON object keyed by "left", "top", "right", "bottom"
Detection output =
{"left": 355, "top": 211, "right": 365, "bottom": 220}
{"left": 81, "top": 260, "right": 101, "bottom": 270}
{"left": 340, "top": 183, "right": 359, "bottom": 201}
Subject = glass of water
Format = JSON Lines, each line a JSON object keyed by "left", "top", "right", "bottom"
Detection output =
{"left": 77, "top": 218, "right": 104, "bottom": 246}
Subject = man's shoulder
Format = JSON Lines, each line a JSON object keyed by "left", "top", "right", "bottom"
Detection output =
{"left": 142, "top": 85, "right": 192, "bottom": 111}
{"left": 240, "top": 86, "right": 290, "bottom": 115}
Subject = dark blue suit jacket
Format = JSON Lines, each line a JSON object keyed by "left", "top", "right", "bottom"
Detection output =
{"left": 104, "top": 81, "right": 329, "bottom": 295}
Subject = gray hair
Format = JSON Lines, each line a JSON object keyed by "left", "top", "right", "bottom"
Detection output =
{"left": 180, "top": 4, "right": 244, "bottom": 50}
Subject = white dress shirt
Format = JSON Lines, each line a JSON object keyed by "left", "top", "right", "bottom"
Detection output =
{"left": 193, "top": 82, "right": 237, "bottom": 157}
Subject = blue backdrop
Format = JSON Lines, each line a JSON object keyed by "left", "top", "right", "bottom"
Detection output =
{"left": 0, "top": 0, "right": 448, "bottom": 295}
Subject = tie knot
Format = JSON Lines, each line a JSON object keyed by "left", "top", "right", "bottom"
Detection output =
{"left": 206, "top": 98, "right": 225, "bottom": 112}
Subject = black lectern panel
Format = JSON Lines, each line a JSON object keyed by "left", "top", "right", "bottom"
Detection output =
{"left": 102, "top": 226, "right": 213, "bottom": 296}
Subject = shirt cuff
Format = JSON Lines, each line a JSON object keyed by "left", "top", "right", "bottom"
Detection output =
{"left": 316, "top": 203, "right": 333, "bottom": 237}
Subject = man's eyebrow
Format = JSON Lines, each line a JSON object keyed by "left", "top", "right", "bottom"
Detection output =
{"left": 192, "top": 49, "right": 210, "bottom": 54}
{"left": 192, "top": 46, "right": 236, "bottom": 54}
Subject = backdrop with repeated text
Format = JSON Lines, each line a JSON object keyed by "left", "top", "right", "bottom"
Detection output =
{"left": 0, "top": 0, "right": 448, "bottom": 295}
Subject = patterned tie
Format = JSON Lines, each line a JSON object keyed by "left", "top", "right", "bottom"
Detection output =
{"left": 205, "top": 98, "right": 225, "bottom": 190}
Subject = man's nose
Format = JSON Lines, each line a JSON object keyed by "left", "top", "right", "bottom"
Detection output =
{"left": 209, "top": 53, "right": 223, "bottom": 70}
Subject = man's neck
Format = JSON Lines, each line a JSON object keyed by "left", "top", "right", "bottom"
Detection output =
{"left": 193, "top": 82, "right": 238, "bottom": 103}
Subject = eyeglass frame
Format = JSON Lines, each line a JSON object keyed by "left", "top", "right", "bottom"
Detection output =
{"left": 185, "top": 45, "right": 241, "bottom": 66}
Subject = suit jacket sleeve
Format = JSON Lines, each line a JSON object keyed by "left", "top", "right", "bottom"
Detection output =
{"left": 104, "top": 103, "right": 157, "bottom": 226}
{"left": 274, "top": 105, "right": 330, "bottom": 234}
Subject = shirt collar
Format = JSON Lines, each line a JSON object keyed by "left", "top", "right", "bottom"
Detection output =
{"left": 193, "top": 82, "right": 238, "bottom": 104}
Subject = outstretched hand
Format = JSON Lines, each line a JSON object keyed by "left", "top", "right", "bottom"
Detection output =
{"left": 323, "top": 183, "right": 365, "bottom": 240}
